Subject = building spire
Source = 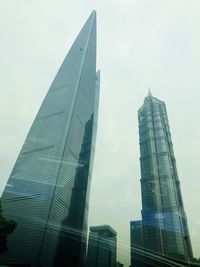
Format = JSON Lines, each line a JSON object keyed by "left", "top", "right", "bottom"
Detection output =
{"left": 148, "top": 87, "right": 152, "bottom": 97}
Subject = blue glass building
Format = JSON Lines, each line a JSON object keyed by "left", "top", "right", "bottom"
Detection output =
{"left": 0, "top": 11, "right": 99, "bottom": 267}
{"left": 137, "top": 92, "right": 193, "bottom": 260}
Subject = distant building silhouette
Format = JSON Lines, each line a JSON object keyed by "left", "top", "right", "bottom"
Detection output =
{"left": 0, "top": 11, "right": 99, "bottom": 267}
{"left": 86, "top": 225, "right": 117, "bottom": 267}
{"left": 116, "top": 261, "right": 124, "bottom": 267}
{"left": 130, "top": 220, "right": 143, "bottom": 249}
{"left": 131, "top": 93, "right": 193, "bottom": 266}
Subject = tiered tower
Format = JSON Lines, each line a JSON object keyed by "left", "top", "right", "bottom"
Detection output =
{"left": 138, "top": 92, "right": 193, "bottom": 260}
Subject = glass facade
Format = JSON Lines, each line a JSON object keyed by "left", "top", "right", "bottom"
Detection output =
{"left": 0, "top": 11, "right": 99, "bottom": 267}
{"left": 136, "top": 93, "right": 193, "bottom": 260}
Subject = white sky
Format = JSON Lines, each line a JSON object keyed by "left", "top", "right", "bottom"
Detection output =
{"left": 1, "top": 1, "right": 200, "bottom": 266}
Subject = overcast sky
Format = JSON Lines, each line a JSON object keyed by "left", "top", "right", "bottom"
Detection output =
{"left": 1, "top": 1, "right": 200, "bottom": 266}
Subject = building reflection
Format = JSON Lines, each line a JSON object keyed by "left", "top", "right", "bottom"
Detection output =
{"left": 54, "top": 114, "right": 95, "bottom": 266}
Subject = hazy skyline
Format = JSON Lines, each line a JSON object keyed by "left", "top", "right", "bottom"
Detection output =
{"left": 1, "top": 1, "right": 200, "bottom": 266}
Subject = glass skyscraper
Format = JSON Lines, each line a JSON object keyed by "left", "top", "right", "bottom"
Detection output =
{"left": 0, "top": 11, "right": 99, "bottom": 267}
{"left": 137, "top": 92, "right": 193, "bottom": 260}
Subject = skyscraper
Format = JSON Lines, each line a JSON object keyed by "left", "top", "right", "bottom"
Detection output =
{"left": 0, "top": 11, "right": 99, "bottom": 267}
{"left": 135, "top": 92, "right": 193, "bottom": 260}
{"left": 86, "top": 225, "right": 117, "bottom": 267}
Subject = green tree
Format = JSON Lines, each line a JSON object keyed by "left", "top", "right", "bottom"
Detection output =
{"left": 0, "top": 198, "right": 17, "bottom": 255}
